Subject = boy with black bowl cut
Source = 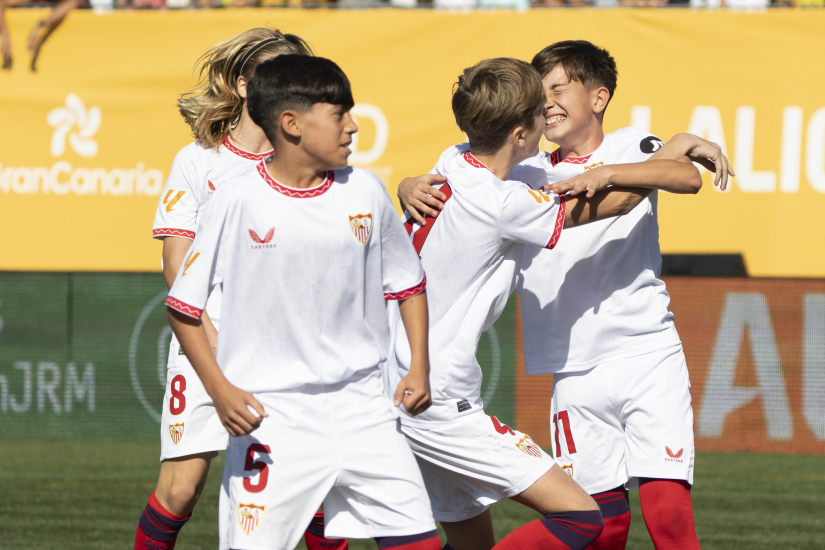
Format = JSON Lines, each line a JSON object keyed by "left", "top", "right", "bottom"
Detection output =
{"left": 165, "top": 54, "right": 440, "bottom": 550}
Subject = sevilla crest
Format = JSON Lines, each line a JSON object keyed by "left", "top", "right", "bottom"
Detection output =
{"left": 561, "top": 464, "right": 574, "bottom": 478}
{"left": 349, "top": 213, "right": 372, "bottom": 246}
{"left": 238, "top": 503, "right": 266, "bottom": 536}
{"left": 169, "top": 423, "right": 184, "bottom": 445}
{"left": 516, "top": 435, "right": 543, "bottom": 458}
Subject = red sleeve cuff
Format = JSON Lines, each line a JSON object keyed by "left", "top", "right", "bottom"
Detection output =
{"left": 385, "top": 274, "right": 427, "bottom": 300}
{"left": 166, "top": 296, "right": 203, "bottom": 319}
{"left": 545, "top": 195, "right": 566, "bottom": 250}
{"left": 153, "top": 228, "right": 195, "bottom": 240}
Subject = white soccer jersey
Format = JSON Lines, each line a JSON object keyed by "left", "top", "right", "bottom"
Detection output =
{"left": 510, "top": 127, "right": 681, "bottom": 375}
{"left": 385, "top": 144, "right": 565, "bottom": 426}
{"left": 167, "top": 163, "right": 425, "bottom": 393}
{"left": 152, "top": 138, "right": 273, "bottom": 337}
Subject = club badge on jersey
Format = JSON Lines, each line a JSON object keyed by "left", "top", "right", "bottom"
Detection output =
{"left": 516, "top": 435, "right": 543, "bottom": 458}
{"left": 169, "top": 422, "right": 184, "bottom": 445}
{"left": 349, "top": 213, "right": 373, "bottom": 246}
{"left": 238, "top": 503, "right": 266, "bottom": 536}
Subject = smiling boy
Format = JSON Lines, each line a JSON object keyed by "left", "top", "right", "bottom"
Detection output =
{"left": 401, "top": 41, "right": 731, "bottom": 550}
{"left": 164, "top": 55, "right": 440, "bottom": 550}
{"left": 385, "top": 56, "right": 700, "bottom": 550}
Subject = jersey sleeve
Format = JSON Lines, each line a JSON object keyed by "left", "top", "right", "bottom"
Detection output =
{"left": 628, "top": 129, "right": 665, "bottom": 163}
{"left": 371, "top": 174, "right": 426, "bottom": 300}
{"left": 165, "top": 187, "right": 232, "bottom": 318}
{"left": 500, "top": 184, "right": 567, "bottom": 250}
{"left": 152, "top": 146, "right": 202, "bottom": 240}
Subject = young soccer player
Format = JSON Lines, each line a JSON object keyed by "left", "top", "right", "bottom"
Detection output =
{"left": 142, "top": 29, "right": 345, "bottom": 550}
{"left": 384, "top": 57, "right": 701, "bottom": 550}
{"left": 165, "top": 54, "right": 440, "bottom": 550}
{"left": 400, "top": 41, "right": 732, "bottom": 550}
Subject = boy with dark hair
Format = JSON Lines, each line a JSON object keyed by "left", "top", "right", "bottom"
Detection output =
{"left": 401, "top": 41, "right": 731, "bottom": 550}
{"left": 165, "top": 54, "right": 440, "bottom": 550}
{"left": 384, "top": 56, "right": 700, "bottom": 550}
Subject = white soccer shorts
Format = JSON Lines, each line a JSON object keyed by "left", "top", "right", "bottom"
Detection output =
{"left": 159, "top": 347, "right": 228, "bottom": 461}
{"left": 550, "top": 344, "right": 695, "bottom": 495}
{"left": 401, "top": 412, "right": 555, "bottom": 523}
{"left": 219, "top": 370, "right": 436, "bottom": 550}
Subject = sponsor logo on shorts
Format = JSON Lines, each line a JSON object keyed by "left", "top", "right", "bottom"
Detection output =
{"left": 349, "top": 213, "right": 373, "bottom": 246}
{"left": 457, "top": 399, "right": 472, "bottom": 413}
{"left": 561, "top": 463, "right": 574, "bottom": 478}
{"left": 665, "top": 446, "right": 684, "bottom": 463}
{"left": 516, "top": 434, "right": 543, "bottom": 458}
{"left": 238, "top": 503, "right": 265, "bottom": 536}
{"left": 584, "top": 161, "right": 604, "bottom": 172}
{"left": 169, "top": 422, "right": 184, "bottom": 445}
{"left": 249, "top": 228, "right": 276, "bottom": 249}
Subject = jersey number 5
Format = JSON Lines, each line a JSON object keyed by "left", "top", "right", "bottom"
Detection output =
{"left": 243, "top": 444, "right": 272, "bottom": 493}
{"left": 169, "top": 374, "right": 186, "bottom": 415}
{"left": 552, "top": 411, "right": 577, "bottom": 458}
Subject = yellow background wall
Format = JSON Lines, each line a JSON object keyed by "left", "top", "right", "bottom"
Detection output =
{"left": 1, "top": 9, "right": 824, "bottom": 275}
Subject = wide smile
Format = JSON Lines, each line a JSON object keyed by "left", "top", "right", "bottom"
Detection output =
{"left": 545, "top": 114, "right": 567, "bottom": 128}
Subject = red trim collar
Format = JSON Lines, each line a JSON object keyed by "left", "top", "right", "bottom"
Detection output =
{"left": 223, "top": 138, "right": 273, "bottom": 161}
{"left": 463, "top": 151, "right": 494, "bottom": 174}
{"left": 256, "top": 162, "right": 334, "bottom": 198}
{"left": 549, "top": 149, "right": 593, "bottom": 168}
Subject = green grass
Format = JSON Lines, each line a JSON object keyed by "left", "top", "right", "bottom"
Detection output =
{"left": 0, "top": 442, "right": 823, "bottom": 549}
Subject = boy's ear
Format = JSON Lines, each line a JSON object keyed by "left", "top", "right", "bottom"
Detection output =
{"left": 592, "top": 86, "right": 610, "bottom": 115}
{"left": 279, "top": 110, "right": 302, "bottom": 139}
{"left": 511, "top": 125, "right": 527, "bottom": 147}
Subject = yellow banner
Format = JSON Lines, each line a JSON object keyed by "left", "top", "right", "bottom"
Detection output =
{"left": 1, "top": 9, "right": 824, "bottom": 274}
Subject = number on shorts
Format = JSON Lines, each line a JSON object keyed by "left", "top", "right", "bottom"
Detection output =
{"left": 552, "top": 410, "right": 577, "bottom": 457}
{"left": 169, "top": 374, "right": 186, "bottom": 415}
{"left": 491, "top": 416, "right": 515, "bottom": 435}
{"left": 243, "top": 444, "right": 272, "bottom": 493}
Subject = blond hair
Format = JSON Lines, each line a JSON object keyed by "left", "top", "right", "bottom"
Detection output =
{"left": 178, "top": 28, "right": 313, "bottom": 150}
{"left": 451, "top": 58, "right": 544, "bottom": 156}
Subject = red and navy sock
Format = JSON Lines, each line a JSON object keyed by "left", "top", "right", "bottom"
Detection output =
{"left": 591, "top": 487, "right": 631, "bottom": 550}
{"left": 304, "top": 512, "right": 349, "bottom": 549}
{"left": 493, "top": 509, "right": 604, "bottom": 549}
{"left": 639, "top": 478, "right": 701, "bottom": 550}
{"left": 374, "top": 529, "right": 441, "bottom": 550}
{"left": 134, "top": 491, "right": 190, "bottom": 550}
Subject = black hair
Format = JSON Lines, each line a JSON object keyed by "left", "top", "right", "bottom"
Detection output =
{"left": 247, "top": 55, "right": 355, "bottom": 142}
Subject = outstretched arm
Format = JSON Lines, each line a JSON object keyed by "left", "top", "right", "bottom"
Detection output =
{"left": 563, "top": 186, "right": 652, "bottom": 229}
{"left": 548, "top": 159, "right": 701, "bottom": 198}
{"left": 167, "top": 309, "right": 268, "bottom": 436}
{"left": 393, "top": 291, "right": 432, "bottom": 416}
{"left": 651, "top": 133, "right": 734, "bottom": 190}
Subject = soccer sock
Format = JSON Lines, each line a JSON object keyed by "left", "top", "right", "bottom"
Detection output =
{"left": 493, "top": 509, "right": 604, "bottom": 550}
{"left": 134, "top": 491, "right": 190, "bottom": 550}
{"left": 638, "top": 478, "right": 701, "bottom": 550}
{"left": 374, "top": 530, "right": 441, "bottom": 550}
{"left": 591, "top": 487, "right": 631, "bottom": 550}
{"left": 304, "top": 512, "right": 349, "bottom": 549}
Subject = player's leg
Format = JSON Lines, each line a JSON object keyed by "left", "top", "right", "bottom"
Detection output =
{"left": 439, "top": 509, "right": 495, "bottom": 550}
{"left": 135, "top": 363, "right": 227, "bottom": 550}
{"left": 493, "top": 463, "right": 603, "bottom": 550}
{"left": 638, "top": 478, "right": 699, "bottom": 550}
{"left": 135, "top": 455, "right": 211, "bottom": 550}
{"left": 620, "top": 345, "right": 699, "bottom": 549}
{"left": 322, "top": 371, "right": 438, "bottom": 548}
{"left": 304, "top": 506, "right": 349, "bottom": 550}
{"left": 590, "top": 486, "right": 631, "bottom": 550}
